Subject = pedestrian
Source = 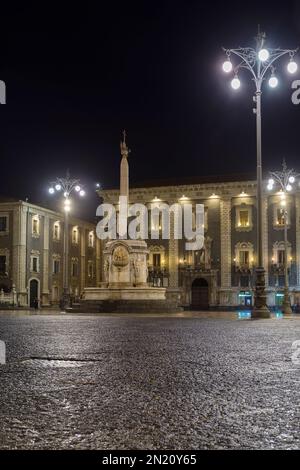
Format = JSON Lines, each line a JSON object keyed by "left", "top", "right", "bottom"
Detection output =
{"left": 33, "top": 298, "right": 39, "bottom": 310}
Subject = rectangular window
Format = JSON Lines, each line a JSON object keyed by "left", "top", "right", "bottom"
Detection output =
{"left": 239, "top": 210, "right": 249, "bottom": 227}
{"left": 239, "top": 251, "right": 249, "bottom": 266}
{"left": 88, "top": 232, "right": 94, "bottom": 247}
{"left": 278, "top": 249, "right": 285, "bottom": 264}
{"left": 53, "top": 223, "right": 60, "bottom": 240}
{"left": 53, "top": 260, "right": 60, "bottom": 274}
{"left": 72, "top": 229, "right": 79, "bottom": 244}
{"left": 31, "top": 256, "right": 39, "bottom": 272}
{"left": 72, "top": 262, "right": 78, "bottom": 277}
{"left": 277, "top": 209, "right": 285, "bottom": 226}
{"left": 0, "top": 216, "right": 7, "bottom": 232}
{"left": 0, "top": 256, "right": 6, "bottom": 274}
{"left": 153, "top": 254, "right": 161, "bottom": 267}
{"left": 32, "top": 218, "right": 39, "bottom": 235}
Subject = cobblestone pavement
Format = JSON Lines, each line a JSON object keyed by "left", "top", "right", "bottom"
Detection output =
{"left": 0, "top": 311, "right": 299, "bottom": 450}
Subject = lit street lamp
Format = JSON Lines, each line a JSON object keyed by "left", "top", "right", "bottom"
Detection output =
{"left": 48, "top": 171, "right": 85, "bottom": 309}
{"left": 222, "top": 30, "right": 298, "bottom": 318}
{"left": 267, "top": 161, "right": 299, "bottom": 315}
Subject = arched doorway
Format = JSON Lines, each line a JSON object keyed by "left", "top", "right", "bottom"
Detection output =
{"left": 191, "top": 278, "right": 209, "bottom": 310}
{"left": 29, "top": 279, "right": 39, "bottom": 308}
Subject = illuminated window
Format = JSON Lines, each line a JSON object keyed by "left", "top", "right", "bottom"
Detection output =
{"left": 236, "top": 206, "right": 252, "bottom": 230}
{"left": 239, "top": 210, "right": 249, "bottom": 227}
{"left": 234, "top": 242, "right": 254, "bottom": 268}
{"left": 53, "top": 221, "right": 60, "bottom": 241}
{"left": 277, "top": 209, "right": 285, "bottom": 226}
{"left": 72, "top": 227, "right": 79, "bottom": 244}
{"left": 88, "top": 231, "right": 94, "bottom": 248}
{"left": 153, "top": 253, "right": 161, "bottom": 267}
{"left": 239, "top": 250, "right": 249, "bottom": 266}
{"left": 32, "top": 216, "right": 40, "bottom": 236}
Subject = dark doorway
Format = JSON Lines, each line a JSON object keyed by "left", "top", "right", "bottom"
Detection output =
{"left": 29, "top": 279, "right": 38, "bottom": 308}
{"left": 191, "top": 278, "right": 209, "bottom": 310}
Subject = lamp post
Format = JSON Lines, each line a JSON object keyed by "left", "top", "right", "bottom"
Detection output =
{"left": 48, "top": 171, "right": 85, "bottom": 309}
{"left": 222, "top": 30, "right": 298, "bottom": 318}
{"left": 267, "top": 161, "right": 299, "bottom": 315}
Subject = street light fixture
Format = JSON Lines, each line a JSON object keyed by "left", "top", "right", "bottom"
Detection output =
{"left": 222, "top": 30, "right": 298, "bottom": 318}
{"left": 267, "top": 161, "right": 299, "bottom": 315}
{"left": 48, "top": 171, "right": 85, "bottom": 309}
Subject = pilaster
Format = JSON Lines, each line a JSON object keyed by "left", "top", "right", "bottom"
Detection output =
{"left": 220, "top": 198, "right": 232, "bottom": 288}
{"left": 168, "top": 211, "right": 178, "bottom": 287}
{"left": 12, "top": 204, "right": 28, "bottom": 306}
{"left": 80, "top": 229, "right": 86, "bottom": 293}
{"left": 41, "top": 215, "right": 50, "bottom": 306}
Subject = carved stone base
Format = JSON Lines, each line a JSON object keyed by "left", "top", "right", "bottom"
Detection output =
{"left": 252, "top": 267, "right": 271, "bottom": 318}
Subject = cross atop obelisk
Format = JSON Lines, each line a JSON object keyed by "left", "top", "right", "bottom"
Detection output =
{"left": 120, "top": 130, "right": 129, "bottom": 199}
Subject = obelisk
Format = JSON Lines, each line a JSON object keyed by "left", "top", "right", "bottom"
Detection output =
{"left": 120, "top": 130, "right": 129, "bottom": 199}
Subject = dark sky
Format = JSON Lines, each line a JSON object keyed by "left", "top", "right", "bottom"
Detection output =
{"left": 0, "top": 1, "right": 300, "bottom": 218}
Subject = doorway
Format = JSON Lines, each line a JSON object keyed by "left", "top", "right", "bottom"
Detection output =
{"left": 29, "top": 279, "right": 39, "bottom": 308}
{"left": 191, "top": 278, "right": 209, "bottom": 310}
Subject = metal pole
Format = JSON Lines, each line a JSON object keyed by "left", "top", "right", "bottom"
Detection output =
{"left": 63, "top": 207, "right": 69, "bottom": 308}
{"left": 283, "top": 206, "right": 292, "bottom": 314}
{"left": 252, "top": 85, "right": 270, "bottom": 318}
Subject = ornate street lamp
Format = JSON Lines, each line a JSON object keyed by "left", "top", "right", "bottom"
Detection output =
{"left": 48, "top": 171, "right": 85, "bottom": 309}
{"left": 267, "top": 161, "right": 299, "bottom": 315}
{"left": 222, "top": 30, "right": 298, "bottom": 318}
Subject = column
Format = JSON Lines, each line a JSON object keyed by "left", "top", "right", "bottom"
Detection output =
{"left": 220, "top": 198, "right": 232, "bottom": 305}
{"left": 168, "top": 207, "right": 178, "bottom": 288}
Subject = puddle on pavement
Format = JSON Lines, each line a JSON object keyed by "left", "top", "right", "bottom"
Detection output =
{"left": 21, "top": 358, "right": 100, "bottom": 368}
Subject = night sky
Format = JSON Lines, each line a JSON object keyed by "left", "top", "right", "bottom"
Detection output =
{"left": 0, "top": 1, "right": 300, "bottom": 219}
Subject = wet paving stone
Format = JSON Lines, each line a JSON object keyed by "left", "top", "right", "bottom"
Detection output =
{"left": 0, "top": 311, "right": 299, "bottom": 449}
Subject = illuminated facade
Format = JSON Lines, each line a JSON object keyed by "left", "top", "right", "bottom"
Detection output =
{"left": 0, "top": 200, "right": 100, "bottom": 307}
{"left": 99, "top": 175, "right": 300, "bottom": 310}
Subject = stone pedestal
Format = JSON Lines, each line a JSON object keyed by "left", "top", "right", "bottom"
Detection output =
{"left": 79, "top": 239, "right": 182, "bottom": 313}
{"left": 104, "top": 239, "right": 149, "bottom": 287}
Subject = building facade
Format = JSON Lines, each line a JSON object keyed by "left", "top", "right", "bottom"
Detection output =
{"left": 99, "top": 176, "right": 300, "bottom": 310}
{"left": 0, "top": 200, "right": 100, "bottom": 307}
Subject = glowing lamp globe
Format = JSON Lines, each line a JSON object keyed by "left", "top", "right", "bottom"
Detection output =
{"left": 286, "top": 184, "right": 292, "bottom": 192}
{"left": 55, "top": 184, "right": 61, "bottom": 191}
{"left": 222, "top": 60, "right": 232, "bottom": 73}
{"left": 75, "top": 185, "right": 81, "bottom": 192}
{"left": 269, "top": 76, "right": 278, "bottom": 88}
{"left": 258, "top": 48, "right": 269, "bottom": 61}
{"left": 49, "top": 187, "right": 55, "bottom": 194}
{"left": 79, "top": 190, "right": 85, "bottom": 197}
{"left": 289, "top": 176, "right": 295, "bottom": 183}
{"left": 231, "top": 77, "right": 240, "bottom": 90}
{"left": 287, "top": 60, "right": 297, "bottom": 74}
